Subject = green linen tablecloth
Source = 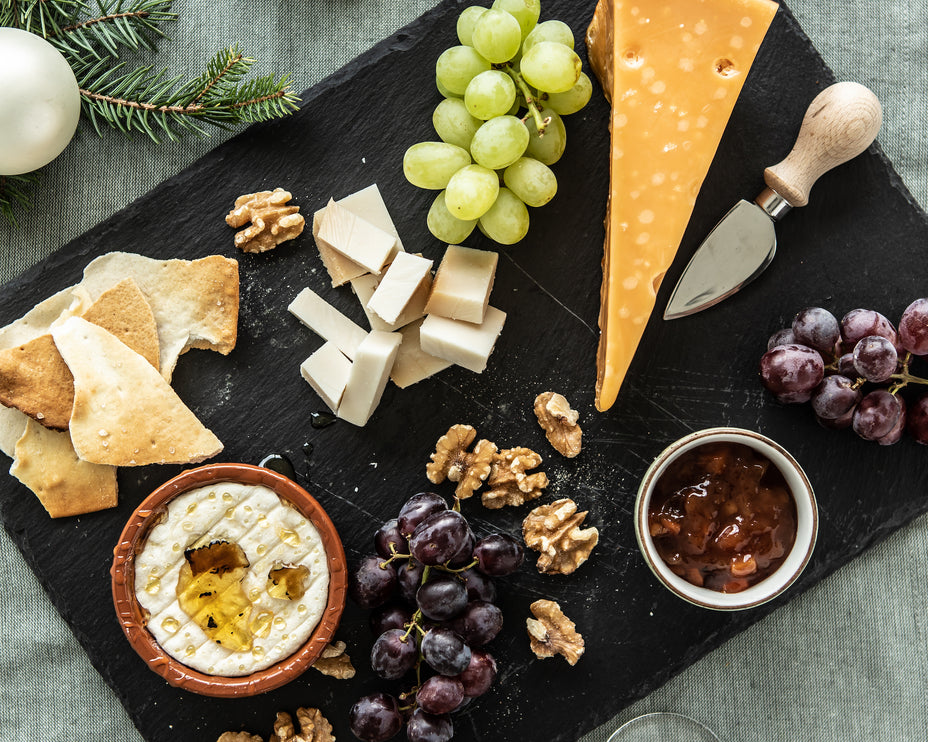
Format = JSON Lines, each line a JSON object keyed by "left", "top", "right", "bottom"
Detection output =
{"left": 1, "top": 1, "right": 926, "bottom": 740}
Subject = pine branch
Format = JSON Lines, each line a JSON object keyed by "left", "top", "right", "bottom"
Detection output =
{"left": 48, "top": 0, "right": 176, "bottom": 60}
{"left": 0, "top": 173, "right": 39, "bottom": 226}
{"left": 77, "top": 46, "right": 300, "bottom": 143}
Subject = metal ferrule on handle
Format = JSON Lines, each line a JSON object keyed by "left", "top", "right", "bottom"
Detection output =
{"left": 755, "top": 187, "right": 792, "bottom": 221}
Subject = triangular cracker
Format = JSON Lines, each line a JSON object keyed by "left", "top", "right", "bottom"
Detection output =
{"left": 51, "top": 317, "right": 223, "bottom": 466}
{"left": 10, "top": 418, "right": 117, "bottom": 518}
{"left": 0, "top": 335, "right": 75, "bottom": 430}
{"left": 81, "top": 277, "right": 160, "bottom": 369}
{"left": 80, "top": 253, "right": 239, "bottom": 380}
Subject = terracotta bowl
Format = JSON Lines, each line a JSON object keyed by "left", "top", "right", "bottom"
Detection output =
{"left": 111, "top": 463, "right": 347, "bottom": 697}
{"left": 635, "top": 427, "right": 818, "bottom": 611}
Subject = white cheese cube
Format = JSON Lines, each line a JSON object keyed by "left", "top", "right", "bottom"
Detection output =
{"left": 352, "top": 272, "right": 430, "bottom": 332}
{"left": 337, "top": 331, "right": 402, "bottom": 426}
{"left": 313, "top": 184, "right": 406, "bottom": 287}
{"left": 288, "top": 287, "right": 368, "bottom": 360}
{"left": 419, "top": 306, "right": 506, "bottom": 373}
{"left": 367, "top": 253, "right": 434, "bottom": 325}
{"left": 318, "top": 198, "right": 396, "bottom": 275}
{"left": 299, "top": 341, "right": 352, "bottom": 412}
{"left": 391, "top": 318, "right": 453, "bottom": 389}
{"left": 425, "top": 245, "right": 499, "bottom": 324}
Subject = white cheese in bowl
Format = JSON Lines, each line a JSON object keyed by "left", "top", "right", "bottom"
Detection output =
{"left": 133, "top": 482, "right": 329, "bottom": 677}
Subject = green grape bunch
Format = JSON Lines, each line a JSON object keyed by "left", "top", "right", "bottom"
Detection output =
{"left": 403, "top": 0, "right": 593, "bottom": 246}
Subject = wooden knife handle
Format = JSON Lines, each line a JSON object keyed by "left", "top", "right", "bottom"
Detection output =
{"left": 764, "top": 81, "right": 882, "bottom": 207}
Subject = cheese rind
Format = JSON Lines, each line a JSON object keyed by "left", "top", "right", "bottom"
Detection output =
{"left": 391, "top": 318, "right": 453, "bottom": 388}
{"left": 367, "top": 253, "right": 434, "bottom": 325}
{"left": 590, "top": 0, "right": 777, "bottom": 411}
{"left": 318, "top": 198, "right": 397, "bottom": 275}
{"left": 419, "top": 306, "right": 506, "bottom": 374}
{"left": 287, "top": 287, "right": 368, "bottom": 360}
{"left": 425, "top": 245, "right": 498, "bottom": 324}
{"left": 300, "top": 341, "right": 352, "bottom": 412}
{"left": 337, "top": 331, "right": 402, "bottom": 426}
{"left": 313, "top": 184, "right": 405, "bottom": 287}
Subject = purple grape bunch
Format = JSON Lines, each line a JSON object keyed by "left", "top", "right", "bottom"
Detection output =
{"left": 760, "top": 300, "right": 928, "bottom": 445}
{"left": 347, "top": 492, "right": 524, "bottom": 742}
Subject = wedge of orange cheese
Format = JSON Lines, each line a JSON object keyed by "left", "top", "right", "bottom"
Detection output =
{"left": 587, "top": 0, "right": 777, "bottom": 411}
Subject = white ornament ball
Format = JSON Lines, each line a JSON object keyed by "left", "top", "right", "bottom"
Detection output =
{"left": 0, "top": 28, "right": 81, "bottom": 175}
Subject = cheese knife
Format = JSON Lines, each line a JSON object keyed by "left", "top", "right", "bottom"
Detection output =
{"left": 663, "top": 81, "right": 882, "bottom": 320}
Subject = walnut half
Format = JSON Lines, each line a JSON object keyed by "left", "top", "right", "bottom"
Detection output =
{"left": 426, "top": 424, "right": 497, "bottom": 499}
{"left": 534, "top": 392, "right": 582, "bottom": 458}
{"left": 226, "top": 188, "right": 305, "bottom": 253}
{"left": 482, "top": 447, "right": 548, "bottom": 509}
{"left": 269, "top": 708, "right": 334, "bottom": 742}
{"left": 522, "top": 498, "right": 599, "bottom": 575}
{"left": 311, "top": 639, "right": 356, "bottom": 679}
{"left": 526, "top": 599, "right": 584, "bottom": 665}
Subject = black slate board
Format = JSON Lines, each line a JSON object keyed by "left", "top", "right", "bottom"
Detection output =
{"left": 2, "top": 1, "right": 928, "bottom": 740}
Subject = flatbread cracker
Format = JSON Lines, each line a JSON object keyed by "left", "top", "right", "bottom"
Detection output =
{"left": 10, "top": 419, "right": 117, "bottom": 518}
{"left": 0, "top": 335, "right": 74, "bottom": 430}
{"left": 80, "top": 253, "right": 239, "bottom": 380}
{"left": 52, "top": 317, "right": 223, "bottom": 466}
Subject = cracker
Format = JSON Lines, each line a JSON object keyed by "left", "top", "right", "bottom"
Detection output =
{"left": 10, "top": 419, "right": 117, "bottom": 518}
{"left": 0, "top": 335, "right": 74, "bottom": 430}
{"left": 52, "top": 317, "right": 223, "bottom": 467}
{"left": 0, "top": 405, "right": 28, "bottom": 458}
{"left": 80, "top": 253, "right": 239, "bottom": 380}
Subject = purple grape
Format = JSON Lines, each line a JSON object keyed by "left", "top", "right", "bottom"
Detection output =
{"left": 398, "top": 492, "right": 448, "bottom": 537}
{"left": 459, "top": 567, "right": 497, "bottom": 602}
{"left": 371, "top": 628, "right": 418, "bottom": 680}
{"left": 349, "top": 555, "right": 397, "bottom": 610}
{"left": 416, "top": 577, "right": 468, "bottom": 621}
{"left": 907, "top": 395, "right": 928, "bottom": 443}
{"left": 416, "top": 675, "right": 465, "bottom": 715}
{"left": 370, "top": 602, "right": 413, "bottom": 635}
{"left": 852, "top": 390, "right": 903, "bottom": 441}
{"left": 792, "top": 307, "right": 839, "bottom": 357}
{"left": 759, "top": 344, "right": 824, "bottom": 403}
{"left": 473, "top": 533, "right": 525, "bottom": 576}
{"left": 450, "top": 601, "right": 503, "bottom": 647}
{"left": 876, "top": 397, "right": 906, "bottom": 446}
{"left": 898, "top": 298, "right": 928, "bottom": 355}
{"left": 810, "top": 375, "right": 860, "bottom": 419}
{"left": 406, "top": 709, "right": 453, "bottom": 742}
{"left": 409, "top": 510, "right": 471, "bottom": 566}
{"left": 841, "top": 308, "right": 898, "bottom": 347}
{"left": 767, "top": 327, "right": 796, "bottom": 351}
{"left": 837, "top": 352, "right": 857, "bottom": 377}
{"left": 421, "top": 627, "right": 471, "bottom": 676}
{"left": 349, "top": 692, "right": 404, "bottom": 742}
{"left": 456, "top": 649, "right": 497, "bottom": 698}
{"left": 397, "top": 559, "right": 425, "bottom": 606}
{"left": 375, "top": 519, "right": 408, "bottom": 559}
{"left": 853, "top": 335, "right": 898, "bottom": 382}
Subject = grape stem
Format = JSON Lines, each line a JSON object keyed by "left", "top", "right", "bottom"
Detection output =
{"left": 888, "top": 353, "right": 928, "bottom": 394}
{"left": 501, "top": 63, "right": 549, "bottom": 136}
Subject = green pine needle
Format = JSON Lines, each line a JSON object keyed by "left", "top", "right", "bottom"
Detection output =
{"left": 48, "top": 0, "right": 176, "bottom": 60}
{"left": 0, "top": 173, "right": 40, "bottom": 226}
{"left": 77, "top": 46, "right": 300, "bottom": 143}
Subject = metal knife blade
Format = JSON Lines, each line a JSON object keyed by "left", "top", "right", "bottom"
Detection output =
{"left": 663, "top": 198, "right": 776, "bottom": 320}
{"left": 662, "top": 81, "right": 882, "bottom": 321}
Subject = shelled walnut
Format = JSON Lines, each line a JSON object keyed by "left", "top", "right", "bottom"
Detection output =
{"left": 522, "top": 498, "right": 599, "bottom": 575}
{"left": 311, "top": 640, "right": 355, "bottom": 679}
{"left": 534, "top": 392, "right": 582, "bottom": 458}
{"left": 270, "top": 708, "right": 334, "bottom": 742}
{"left": 225, "top": 188, "right": 305, "bottom": 253}
{"left": 426, "top": 424, "right": 497, "bottom": 499}
{"left": 482, "top": 447, "right": 548, "bottom": 509}
{"left": 526, "top": 599, "right": 584, "bottom": 665}
{"left": 218, "top": 733, "right": 262, "bottom": 742}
